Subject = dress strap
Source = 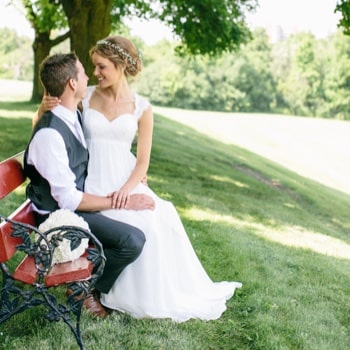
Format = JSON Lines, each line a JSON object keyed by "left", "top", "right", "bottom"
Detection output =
{"left": 134, "top": 93, "right": 151, "bottom": 120}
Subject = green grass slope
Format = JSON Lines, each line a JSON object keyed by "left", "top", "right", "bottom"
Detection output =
{"left": 1, "top": 100, "right": 350, "bottom": 349}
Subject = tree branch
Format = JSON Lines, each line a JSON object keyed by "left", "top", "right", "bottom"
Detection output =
{"left": 51, "top": 30, "right": 71, "bottom": 46}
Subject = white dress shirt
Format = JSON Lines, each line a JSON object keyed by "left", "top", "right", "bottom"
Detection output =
{"left": 26, "top": 105, "right": 85, "bottom": 213}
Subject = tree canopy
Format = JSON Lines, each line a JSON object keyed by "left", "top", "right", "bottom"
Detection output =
{"left": 12, "top": 0, "right": 257, "bottom": 101}
{"left": 63, "top": 0, "right": 257, "bottom": 73}
{"left": 336, "top": 0, "right": 350, "bottom": 35}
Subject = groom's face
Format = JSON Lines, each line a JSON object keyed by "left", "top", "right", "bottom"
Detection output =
{"left": 75, "top": 60, "right": 89, "bottom": 101}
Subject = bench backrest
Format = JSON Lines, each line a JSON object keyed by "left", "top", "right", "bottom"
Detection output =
{"left": 0, "top": 152, "right": 36, "bottom": 262}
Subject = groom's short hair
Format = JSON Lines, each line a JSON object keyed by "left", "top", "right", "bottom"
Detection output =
{"left": 39, "top": 53, "right": 79, "bottom": 98}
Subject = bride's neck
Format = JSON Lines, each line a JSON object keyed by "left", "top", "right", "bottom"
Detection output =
{"left": 106, "top": 80, "right": 132, "bottom": 101}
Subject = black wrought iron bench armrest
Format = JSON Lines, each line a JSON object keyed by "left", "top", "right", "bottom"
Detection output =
{"left": 0, "top": 215, "right": 106, "bottom": 350}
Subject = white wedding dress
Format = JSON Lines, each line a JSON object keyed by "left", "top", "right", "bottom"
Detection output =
{"left": 82, "top": 86, "right": 242, "bottom": 322}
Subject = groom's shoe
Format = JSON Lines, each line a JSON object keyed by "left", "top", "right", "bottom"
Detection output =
{"left": 66, "top": 288, "right": 109, "bottom": 318}
{"left": 83, "top": 292, "right": 109, "bottom": 318}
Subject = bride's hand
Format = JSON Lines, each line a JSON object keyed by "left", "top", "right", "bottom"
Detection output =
{"left": 108, "top": 190, "right": 130, "bottom": 209}
{"left": 33, "top": 92, "right": 61, "bottom": 128}
{"left": 41, "top": 94, "right": 60, "bottom": 111}
{"left": 107, "top": 192, "right": 155, "bottom": 210}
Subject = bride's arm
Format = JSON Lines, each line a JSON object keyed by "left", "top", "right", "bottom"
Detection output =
{"left": 110, "top": 105, "right": 154, "bottom": 209}
{"left": 32, "top": 92, "right": 60, "bottom": 128}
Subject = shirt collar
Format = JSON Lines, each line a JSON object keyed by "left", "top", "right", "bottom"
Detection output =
{"left": 52, "top": 105, "right": 77, "bottom": 126}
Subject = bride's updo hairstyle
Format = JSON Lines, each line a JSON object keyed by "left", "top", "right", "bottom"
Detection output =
{"left": 90, "top": 35, "right": 142, "bottom": 78}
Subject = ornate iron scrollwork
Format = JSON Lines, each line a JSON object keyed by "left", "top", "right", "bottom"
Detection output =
{"left": 0, "top": 215, "right": 106, "bottom": 350}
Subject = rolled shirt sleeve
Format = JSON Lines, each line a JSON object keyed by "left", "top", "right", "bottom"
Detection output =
{"left": 27, "top": 128, "right": 83, "bottom": 211}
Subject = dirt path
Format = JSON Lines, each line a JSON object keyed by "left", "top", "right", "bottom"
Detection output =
{"left": 154, "top": 106, "right": 350, "bottom": 196}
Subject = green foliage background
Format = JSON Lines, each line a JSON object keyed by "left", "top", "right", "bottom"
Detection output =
{"left": 2, "top": 26, "right": 350, "bottom": 119}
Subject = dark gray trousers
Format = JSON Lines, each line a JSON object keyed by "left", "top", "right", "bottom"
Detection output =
{"left": 77, "top": 211, "right": 146, "bottom": 293}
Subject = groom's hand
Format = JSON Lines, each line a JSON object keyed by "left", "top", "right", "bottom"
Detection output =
{"left": 124, "top": 194, "right": 155, "bottom": 211}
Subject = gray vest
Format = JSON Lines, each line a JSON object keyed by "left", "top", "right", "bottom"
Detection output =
{"left": 24, "top": 111, "right": 89, "bottom": 212}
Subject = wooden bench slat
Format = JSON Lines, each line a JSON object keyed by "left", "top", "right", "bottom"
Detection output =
{"left": 12, "top": 255, "right": 37, "bottom": 285}
{"left": 46, "top": 257, "right": 93, "bottom": 287}
{"left": 0, "top": 157, "right": 26, "bottom": 199}
{"left": 0, "top": 200, "right": 36, "bottom": 262}
{"left": 13, "top": 255, "right": 93, "bottom": 286}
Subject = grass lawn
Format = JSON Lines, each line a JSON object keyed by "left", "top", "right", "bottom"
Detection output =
{"left": 1, "top": 83, "right": 350, "bottom": 349}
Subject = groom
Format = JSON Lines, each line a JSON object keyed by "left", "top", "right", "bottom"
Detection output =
{"left": 24, "top": 52, "right": 154, "bottom": 318}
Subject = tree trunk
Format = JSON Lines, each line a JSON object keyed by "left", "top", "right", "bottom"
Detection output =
{"left": 61, "top": 0, "right": 113, "bottom": 79}
{"left": 31, "top": 32, "right": 52, "bottom": 102}
{"left": 30, "top": 30, "right": 71, "bottom": 102}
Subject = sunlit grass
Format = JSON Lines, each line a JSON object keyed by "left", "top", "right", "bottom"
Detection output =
{"left": 0, "top": 108, "right": 35, "bottom": 118}
{"left": 186, "top": 207, "right": 350, "bottom": 260}
{"left": 0, "top": 79, "right": 32, "bottom": 102}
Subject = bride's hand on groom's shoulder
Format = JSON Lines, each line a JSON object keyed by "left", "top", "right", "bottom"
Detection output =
{"left": 41, "top": 91, "right": 60, "bottom": 112}
{"left": 126, "top": 194, "right": 155, "bottom": 211}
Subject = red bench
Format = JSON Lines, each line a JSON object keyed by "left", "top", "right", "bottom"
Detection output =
{"left": 0, "top": 152, "right": 105, "bottom": 350}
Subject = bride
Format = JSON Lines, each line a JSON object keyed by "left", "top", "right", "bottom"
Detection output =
{"left": 40, "top": 35, "right": 242, "bottom": 322}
